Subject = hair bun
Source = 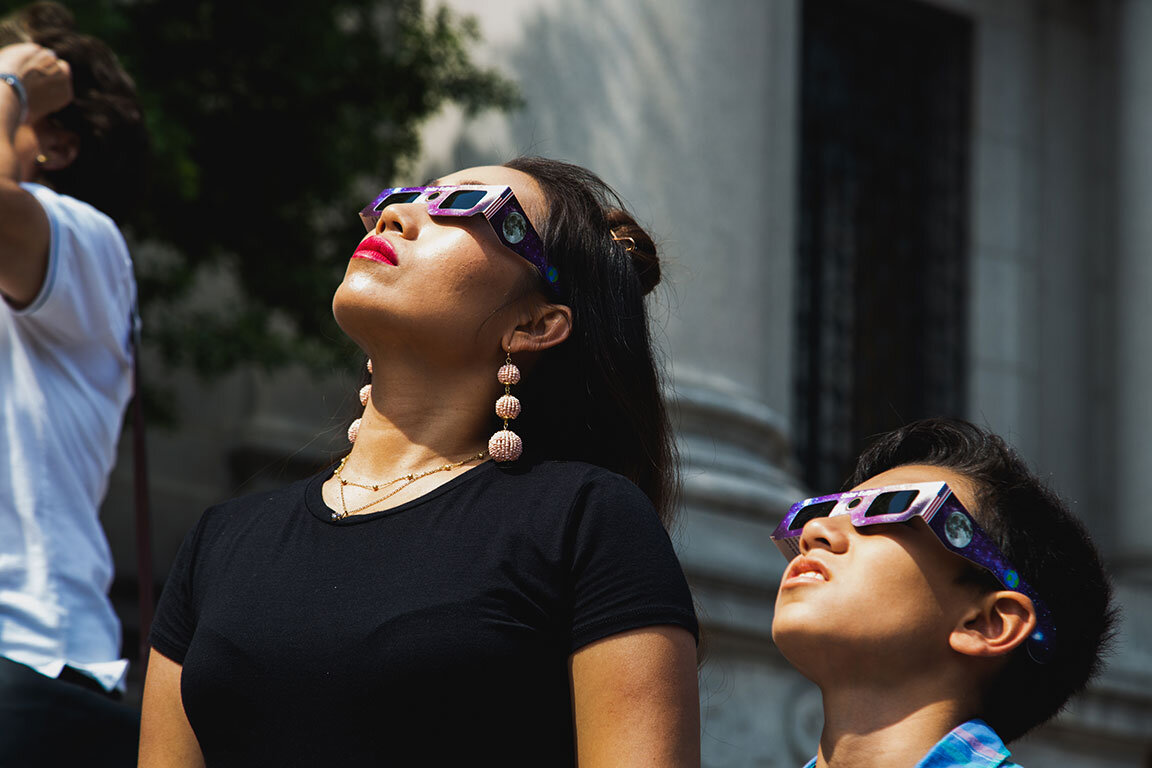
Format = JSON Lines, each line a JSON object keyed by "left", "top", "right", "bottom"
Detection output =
{"left": 607, "top": 208, "right": 660, "bottom": 296}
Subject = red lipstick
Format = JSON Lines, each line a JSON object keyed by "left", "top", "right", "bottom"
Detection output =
{"left": 352, "top": 236, "right": 397, "bottom": 266}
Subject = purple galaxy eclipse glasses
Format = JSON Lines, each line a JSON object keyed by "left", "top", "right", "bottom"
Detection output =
{"left": 771, "top": 481, "right": 1055, "bottom": 663}
{"left": 359, "top": 185, "right": 558, "bottom": 295}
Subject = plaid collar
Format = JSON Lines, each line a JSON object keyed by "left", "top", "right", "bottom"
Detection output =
{"left": 801, "top": 719, "right": 1019, "bottom": 768}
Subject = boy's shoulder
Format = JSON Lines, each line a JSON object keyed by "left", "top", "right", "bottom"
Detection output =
{"left": 799, "top": 720, "right": 1022, "bottom": 768}
{"left": 918, "top": 720, "right": 1020, "bottom": 768}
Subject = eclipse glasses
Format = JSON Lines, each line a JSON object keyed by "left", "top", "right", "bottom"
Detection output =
{"left": 359, "top": 185, "right": 559, "bottom": 295}
{"left": 771, "top": 481, "right": 1055, "bottom": 663}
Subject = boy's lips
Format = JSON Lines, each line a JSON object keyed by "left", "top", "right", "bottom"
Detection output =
{"left": 782, "top": 555, "right": 830, "bottom": 586}
{"left": 352, "top": 235, "right": 397, "bottom": 266}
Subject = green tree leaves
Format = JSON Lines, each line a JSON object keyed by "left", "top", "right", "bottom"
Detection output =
{"left": 9, "top": 0, "right": 518, "bottom": 376}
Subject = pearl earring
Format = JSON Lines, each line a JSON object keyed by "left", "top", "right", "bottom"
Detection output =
{"left": 488, "top": 351, "right": 522, "bottom": 462}
{"left": 348, "top": 358, "right": 372, "bottom": 444}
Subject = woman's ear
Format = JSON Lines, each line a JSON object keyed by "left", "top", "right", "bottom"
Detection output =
{"left": 33, "top": 122, "right": 79, "bottom": 171}
{"left": 506, "top": 303, "right": 572, "bottom": 355}
{"left": 949, "top": 591, "right": 1037, "bottom": 659}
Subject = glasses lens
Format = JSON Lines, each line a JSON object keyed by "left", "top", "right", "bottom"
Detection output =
{"left": 374, "top": 191, "right": 422, "bottom": 212}
{"left": 864, "top": 490, "right": 918, "bottom": 518}
{"left": 789, "top": 500, "right": 836, "bottom": 531}
{"left": 441, "top": 189, "right": 487, "bottom": 210}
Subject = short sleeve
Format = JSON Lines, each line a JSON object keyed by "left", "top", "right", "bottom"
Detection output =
{"left": 13, "top": 183, "right": 135, "bottom": 353}
{"left": 150, "top": 516, "right": 206, "bottom": 665}
{"left": 566, "top": 473, "right": 698, "bottom": 653}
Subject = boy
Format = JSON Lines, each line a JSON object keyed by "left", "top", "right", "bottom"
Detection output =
{"left": 771, "top": 418, "right": 1115, "bottom": 767}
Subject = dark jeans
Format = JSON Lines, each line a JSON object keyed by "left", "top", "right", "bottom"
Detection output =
{"left": 0, "top": 657, "right": 138, "bottom": 768}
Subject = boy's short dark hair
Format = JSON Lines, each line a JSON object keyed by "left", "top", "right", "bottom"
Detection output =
{"left": 6, "top": 1, "right": 147, "bottom": 222}
{"left": 849, "top": 417, "right": 1117, "bottom": 742}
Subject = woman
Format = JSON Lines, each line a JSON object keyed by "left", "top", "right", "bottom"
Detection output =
{"left": 139, "top": 157, "right": 700, "bottom": 766}
{"left": 0, "top": 4, "right": 146, "bottom": 765}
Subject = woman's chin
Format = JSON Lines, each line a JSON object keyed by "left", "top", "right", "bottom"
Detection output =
{"left": 332, "top": 284, "right": 386, "bottom": 350}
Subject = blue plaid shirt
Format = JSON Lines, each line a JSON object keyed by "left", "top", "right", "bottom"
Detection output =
{"left": 802, "top": 719, "right": 1021, "bottom": 767}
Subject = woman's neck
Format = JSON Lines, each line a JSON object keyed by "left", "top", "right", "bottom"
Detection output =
{"left": 341, "top": 358, "right": 495, "bottom": 479}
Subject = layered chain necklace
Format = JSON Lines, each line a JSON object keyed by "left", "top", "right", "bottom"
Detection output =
{"left": 329, "top": 451, "right": 487, "bottom": 520}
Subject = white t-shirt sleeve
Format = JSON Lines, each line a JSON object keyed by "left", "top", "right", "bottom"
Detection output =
{"left": 13, "top": 182, "right": 136, "bottom": 357}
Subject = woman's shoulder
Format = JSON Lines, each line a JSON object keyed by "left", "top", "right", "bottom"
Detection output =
{"left": 489, "top": 460, "right": 656, "bottom": 524}
{"left": 195, "top": 470, "right": 321, "bottom": 532}
{"left": 495, "top": 459, "right": 643, "bottom": 497}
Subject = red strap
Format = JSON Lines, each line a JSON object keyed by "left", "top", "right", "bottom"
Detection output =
{"left": 132, "top": 357, "right": 153, "bottom": 664}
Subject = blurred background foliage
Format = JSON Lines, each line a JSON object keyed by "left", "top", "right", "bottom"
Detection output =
{"left": 2, "top": 0, "right": 519, "bottom": 385}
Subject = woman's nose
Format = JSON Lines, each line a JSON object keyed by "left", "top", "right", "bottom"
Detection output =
{"left": 376, "top": 202, "right": 423, "bottom": 236}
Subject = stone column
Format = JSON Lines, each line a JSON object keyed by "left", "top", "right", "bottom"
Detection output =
{"left": 1084, "top": 2, "right": 1152, "bottom": 758}
{"left": 1113, "top": 0, "right": 1152, "bottom": 579}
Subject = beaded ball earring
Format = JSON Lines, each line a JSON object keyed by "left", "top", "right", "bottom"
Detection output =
{"left": 488, "top": 351, "right": 523, "bottom": 462}
{"left": 348, "top": 358, "right": 373, "bottom": 444}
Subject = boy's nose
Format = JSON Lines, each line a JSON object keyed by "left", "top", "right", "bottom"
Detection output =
{"left": 798, "top": 514, "right": 851, "bottom": 555}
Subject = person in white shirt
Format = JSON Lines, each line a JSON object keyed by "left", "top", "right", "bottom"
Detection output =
{"left": 0, "top": 3, "right": 146, "bottom": 765}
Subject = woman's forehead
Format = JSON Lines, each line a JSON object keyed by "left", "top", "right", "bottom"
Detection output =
{"left": 436, "top": 165, "right": 546, "bottom": 224}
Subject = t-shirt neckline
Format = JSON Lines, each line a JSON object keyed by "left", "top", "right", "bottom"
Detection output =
{"left": 306, "top": 458, "right": 498, "bottom": 525}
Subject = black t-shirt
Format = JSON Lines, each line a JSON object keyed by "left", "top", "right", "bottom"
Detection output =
{"left": 150, "top": 460, "right": 698, "bottom": 766}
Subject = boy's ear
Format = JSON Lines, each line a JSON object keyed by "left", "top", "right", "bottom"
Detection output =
{"left": 505, "top": 303, "right": 572, "bottom": 355}
{"left": 949, "top": 591, "right": 1037, "bottom": 659}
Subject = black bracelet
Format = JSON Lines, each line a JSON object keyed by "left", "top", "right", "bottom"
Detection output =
{"left": 0, "top": 73, "right": 29, "bottom": 125}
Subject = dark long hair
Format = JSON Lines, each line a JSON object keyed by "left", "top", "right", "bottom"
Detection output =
{"left": 504, "top": 157, "right": 679, "bottom": 527}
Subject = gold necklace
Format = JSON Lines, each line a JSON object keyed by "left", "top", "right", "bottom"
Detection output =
{"left": 330, "top": 451, "right": 487, "bottom": 520}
